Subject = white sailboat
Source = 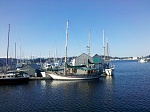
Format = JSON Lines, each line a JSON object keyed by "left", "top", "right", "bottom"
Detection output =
{"left": 102, "top": 30, "right": 115, "bottom": 76}
{"left": 47, "top": 20, "right": 101, "bottom": 80}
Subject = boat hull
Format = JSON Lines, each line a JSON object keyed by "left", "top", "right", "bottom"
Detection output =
{"left": 104, "top": 68, "right": 114, "bottom": 76}
{"left": 0, "top": 77, "right": 29, "bottom": 84}
{"left": 139, "top": 59, "right": 147, "bottom": 63}
{"left": 48, "top": 73, "right": 100, "bottom": 80}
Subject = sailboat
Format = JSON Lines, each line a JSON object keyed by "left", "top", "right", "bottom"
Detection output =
{"left": 0, "top": 24, "right": 29, "bottom": 84}
{"left": 102, "top": 30, "right": 115, "bottom": 76}
{"left": 47, "top": 20, "right": 101, "bottom": 80}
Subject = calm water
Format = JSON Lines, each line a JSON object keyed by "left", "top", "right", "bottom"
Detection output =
{"left": 0, "top": 60, "right": 150, "bottom": 112}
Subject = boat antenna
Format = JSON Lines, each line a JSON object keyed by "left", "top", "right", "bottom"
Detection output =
{"left": 64, "top": 20, "right": 69, "bottom": 75}
{"left": 6, "top": 24, "right": 10, "bottom": 73}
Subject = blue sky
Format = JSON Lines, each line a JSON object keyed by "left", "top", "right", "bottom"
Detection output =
{"left": 0, "top": 0, "right": 150, "bottom": 58}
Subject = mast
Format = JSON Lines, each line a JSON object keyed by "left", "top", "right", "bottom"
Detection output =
{"left": 49, "top": 50, "right": 50, "bottom": 63}
{"left": 15, "top": 42, "right": 16, "bottom": 64}
{"left": 103, "top": 30, "right": 105, "bottom": 64}
{"left": 40, "top": 53, "right": 41, "bottom": 65}
{"left": 6, "top": 24, "right": 10, "bottom": 73}
{"left": 55, "top": 48, "right": 57, "bottom": 63}
{"left": 87, "top": 30, "right": 91, "bottom": 56}
{"left": 64, "top": 20, "right": 69, "bottom": 75}
{"left": 19, "top": 39, "right": 21, "bottom": 63}
{"left": 105, "top": 37, "right": 108, "bottom": 61}
{"left": 31, "top": 52, "right": 32, "bottom": 61}
{"left": 53, "top": 52, "right": 55, "bottom": 63}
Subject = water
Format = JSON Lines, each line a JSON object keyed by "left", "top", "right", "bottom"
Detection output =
{"left": 0, "top": 60, "right": 150, "bottom": 112}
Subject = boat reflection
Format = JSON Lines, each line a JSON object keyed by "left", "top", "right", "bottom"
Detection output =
{"left": 105, "top": 76, "right": 113, "bottom": 84}
{"left": 49, "top": 80, "right": 100, "bottom": 92}
{"left": 49, "top": 80, "right": 86, "bottom": 87}
{"left": 102, "top": 76, "right": 114, "bottom": 105}
{"left": 40, "top": 80, "right": 47, "bottom": 90}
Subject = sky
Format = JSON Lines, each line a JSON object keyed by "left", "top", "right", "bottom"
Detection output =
{"left": 0, "top": 0, "right": 150, "bottom": 58}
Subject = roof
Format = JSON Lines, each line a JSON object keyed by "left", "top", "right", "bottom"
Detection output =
{"left": 93, "top": 54, "right": 100, "bottom": 57}
{"left": 77, "top": 53, "right": 92, "bottom": 59}
{"left": 28, "top": 64, "right": 40, "bottom": 69}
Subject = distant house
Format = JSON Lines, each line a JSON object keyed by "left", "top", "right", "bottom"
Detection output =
{"left": 0, "top": 58, "right": 16, "bottom": 72}
{"left": 72, "top": 53, "right": 93, "bottom": 66}
{"left": 21, "top": 64, "right": 42, "bottom": 77}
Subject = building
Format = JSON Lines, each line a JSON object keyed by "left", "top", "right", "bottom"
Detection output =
{"left": 72, "top": 53, "right": 93, "bottom": 66}
{"left": 21, "top": 64, "right": 42, "bottom": 77}
{"left": 92, "top": 54, "right": 104, "bottom": 69}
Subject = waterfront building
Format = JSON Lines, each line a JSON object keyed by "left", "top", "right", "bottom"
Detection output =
{"left": 21, "top": 64, "right": 42, "bottom": 77}
{"left": 92, "top": 54, "right": 104, "bottom": 69}
{"left": 72, "top": 53, "right": 93, "bottom": 66}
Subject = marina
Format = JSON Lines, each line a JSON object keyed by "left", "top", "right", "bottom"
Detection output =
{"left": 0, "top": 21, "right": 114, "bottom": 82}
{"left": 0, "top": 60, "right": 150, "bottom": 112}
{"left": 0, "top": 1, "right": 150, "bottom": 111}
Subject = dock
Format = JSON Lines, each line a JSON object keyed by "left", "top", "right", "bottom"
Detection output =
{"left": 29, "top": 77, "right": 52, "bottom": 80}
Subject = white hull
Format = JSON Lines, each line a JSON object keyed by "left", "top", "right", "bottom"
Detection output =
{"left": 48, "top": 73, "right": 100, "bottom": 80}
{"left": 139, "top": 59, "right": 147, "bottom": 63}
{"left": 104, "top": 68, "right": 114, "bottom": 76}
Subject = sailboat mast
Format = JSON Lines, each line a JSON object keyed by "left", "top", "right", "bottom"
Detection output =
{"left": 6, "top": 24, "right": 10, "bottom": 73}
{"left": 103, "top": 30, "right": 105, "bottom": 64}
{"left": 87, "top": 30, "right": 91, "bottom": 56}
{"left": 49, "top": 50, "right": 50, "bottom": 63}
{"left": 40, "top": 53, "right": 41, "bottom": 65}
{"left": 64, "top": 20, "right": 69, "bottom": 75}
{"left": 106, "top": 37, "right": 108, "bottom": 60}
{"left": 55, "top": 48, "right": 57, "bottom": 62}
{"left": 15, "top": 42, "right": 16, "bottom": 64}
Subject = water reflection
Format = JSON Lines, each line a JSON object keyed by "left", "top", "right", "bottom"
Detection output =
{"left": 106, "top": 76, "right": 115, "bottom": 107}
{"left": 50, "top": 80, "right": 100, "bottom": 89}
{"left": 104, "top": 76, "right": 114, "bottom": 93}
{"left": 48, "top": 79, "right": 103, "bottom": 111}
{"left": 40, "top": 80, "right": 46, "bottom": 90}
{"left": 49, "top": 80, "right": 101, "bottom": 96}
{"left": 49, "top": 80, "right": 76, "bottom": 87}
{"left": 105, "top": 76, "right": 113, "bottom": 84}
